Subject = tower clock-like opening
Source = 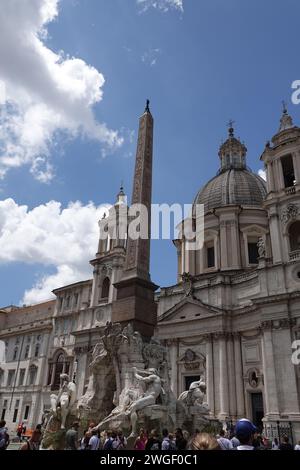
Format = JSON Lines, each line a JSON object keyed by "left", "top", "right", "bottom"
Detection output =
{"left": 289, "top": 221, "right": 300, "bottom": 252}
{"left": 281, "top": 155, "right": 296, "bottom": 188}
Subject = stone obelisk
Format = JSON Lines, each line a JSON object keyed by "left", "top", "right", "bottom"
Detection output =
{"left": 111, "top": 100, "right": 158, "bottom": 338}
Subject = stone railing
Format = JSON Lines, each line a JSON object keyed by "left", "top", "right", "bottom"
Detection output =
{"left": 289, "top": 250, "right": 300, "bottom": 261}
{"left": 285, "top": 186, "right": 296, "bottom": 195}
{"left": 231, "top": 271, "right": 258, "bottom": 284}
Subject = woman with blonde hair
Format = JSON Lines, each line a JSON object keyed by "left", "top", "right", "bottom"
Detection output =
{"left": 187, "top": 432, "right": 220, "bottom": 450}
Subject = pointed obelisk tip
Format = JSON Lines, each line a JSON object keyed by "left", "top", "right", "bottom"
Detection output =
{"left": 145, "top": 99, "right": 150, "bottom": 113}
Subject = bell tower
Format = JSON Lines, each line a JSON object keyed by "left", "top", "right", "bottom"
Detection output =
{"left": 261, "top": 104, "right": 300, "bottom": 264}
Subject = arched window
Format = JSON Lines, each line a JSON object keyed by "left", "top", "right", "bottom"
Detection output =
{"left": 53, "top": 353, "right": 64, "bottom": 390}
{"left": 13, "top": 347, "right": 18, "bottom": 361}
{"left": 24, "top": 345, "right": 30, "bottom": 360}
{"left": 28, "top": 365, "right": 38, "bottom": 385}
{"left": 34, "top": 343, "right": 40, "bottom": 358}
{"left": 50, "top": 352, "right": 70, "bottom": 390}
{"left": 289, "top": 221, "right": 300, "bottom": 252}
{"left": 101, "top": 277, "right": 110, "bottom": 299}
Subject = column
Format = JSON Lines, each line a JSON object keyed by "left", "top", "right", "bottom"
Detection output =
{"left": 294, "top": 151, "right": 300, "bottom": 184}
{"left": 167, "top": 339, "right": 178, "bottom": 397}
{"left": 205, "top": 334, "right": 214, "bottom": 415}
{"left": 220, "top": 221, "right": 228, "bottom": 269}
{"left": 275, "top": 325, "right": 300, "bottom": 416}
{"left": 261, "top": 322, "right": 279, "bottom": 418}
{"left": 268, "top": 209, "right": 283, "bottom": 264}
{"left": 76, "top": 350, "right": 89, "bottom": 399}
{"left": 275, "top": 159, "right": 284, "bottom": 190}
{"left": 50, "top": 361, "right": 55, "bottom": 389}
{"left": 90, "top": 267, "right": 99, "bottom": 307}
{"left": 182, "top": 238, "right": 186, "bottom": 273}
{"left": 219, "top": 333, "right": 229, "bottom": 418}
{"left": 233, "top": 333, "right": 245, "bottom": 418}
{"left": 227, "top": 334, "right": 237, "bottom": 417}
{"left": 266, "top": 162, "right": 275, "bottom": 193}
{"left": 230, "top": 220, "right": 240, "bottom": 268}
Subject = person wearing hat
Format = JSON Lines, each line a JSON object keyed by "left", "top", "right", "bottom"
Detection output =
{"left": 235, "top": 419, "right": 257, "bottom": 450}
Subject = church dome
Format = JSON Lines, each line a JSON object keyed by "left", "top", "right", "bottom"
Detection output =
{"left": 194, "top": 168, "right": 267, "bottom": 213}
{"left": 193, "top": 122, "right": 267, "bottom": 213}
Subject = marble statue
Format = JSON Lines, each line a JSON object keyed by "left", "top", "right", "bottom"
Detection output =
{"left": 178, "top": 374, "right": 208, "bottom": 409}
{"left": 257, "top": 237, "right": 266, "bottom": 258}
{"left": 50, "top": 373, "right": 76, "bottom": 429}
{"left": 126, "top": 367, "right": 163, "bottom": 437}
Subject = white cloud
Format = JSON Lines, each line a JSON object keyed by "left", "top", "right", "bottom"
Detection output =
{"left": 258, "top": 169, "right": 267, "bottom": 181}
{"left": 0, "top": 197, "right": 110, "bottom": 304}
{"left": 0, "top": 0, "right": 123, "bottom": 182}
{"left": 137, "top": 0, "right": 183, "bottom": 12}
{"left": 141, "top": 48, "right": 162, "bottom": 67}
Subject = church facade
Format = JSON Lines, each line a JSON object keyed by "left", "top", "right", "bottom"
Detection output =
{"left": 1, "top": 104, "right": 300, "bottom": 442}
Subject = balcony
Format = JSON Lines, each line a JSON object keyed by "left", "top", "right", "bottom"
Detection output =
{"left": 289, "top": 250, "right": 300, "bottom": 261}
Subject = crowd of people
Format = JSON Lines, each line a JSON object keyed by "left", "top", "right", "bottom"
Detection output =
{"left": 73, "top": 419, "right": 299, "bottom": 451}
{"left": 1, "top": 418, "right": 300, "bottom": 451}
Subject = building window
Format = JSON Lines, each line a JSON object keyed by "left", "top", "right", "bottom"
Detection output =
{"left": 289, "top": 221, "right": 300, "bottom": 252}
{"left": 207, "top": 246, "right": 215, "bottom": 268}
{"left": 34, "top": 344, "right": 40, "bottom": 358}
{"left": 13, "top": 347, "right": 18, "bottom": 361}
{"left": 23, "top": 405, "right": 30, "bottom": 420}
{"left": 1, "top": 400, "right": 7, "bottom": 421}
{"left": 26, "top": 336, "right": 31, "bottom": 343}
{"left": 65, "top": 296, "right": 71, "bottom": 309}
{"left": 281, "top": 155, "right": 296, "bottom": 188}
{"left": 49, "top": 352, "right": 70, "bottom": 390}
{"left": 101, "top": 277, "right": 110, "bottom": 299}
{"left": 28, "top": 366, "right": 37, "bottom": 386}
{"left": 53, "top": 354, "right": 64, "bottom": 390}
{"left": 73, "top": 293, "right": 79, "bottom": 308}
{"left": 47, "top": 363, "right": 53, "bottom": 386}
{"left": 58, "top": 297, "right": 63, "bottom": 312}
{"left": 15, "top": 337, "right": 20, "bottom": 345}
{"left": 7, "top": 369, "right": 15, "bottom": 387}
{"left": 248, "top": 240, "right": 259, "bottom": 264}
{"left": 24, "top": 345, "right": 30, "bottom": 359}
{"left": 13, "top": 400, "right": 19, "bottom": 423}
{"left": 19, "top": 369, "right": 25, "bottom": 386}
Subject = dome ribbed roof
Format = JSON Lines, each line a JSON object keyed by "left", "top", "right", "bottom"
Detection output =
{"left": 193, "top": 168, "right": 267, "bottom": 213}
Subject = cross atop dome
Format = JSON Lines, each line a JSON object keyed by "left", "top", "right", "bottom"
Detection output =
{"left": 227, "top": 119, "right": 235, "bottom": 137}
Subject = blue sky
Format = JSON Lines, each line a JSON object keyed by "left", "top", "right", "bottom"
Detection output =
{"left": 0, "top": 0, "right": 300, "bottom": 306}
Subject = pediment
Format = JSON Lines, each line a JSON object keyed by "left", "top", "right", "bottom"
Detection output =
{"left": 158, "top": 296, "right": 223, "bottom": 323}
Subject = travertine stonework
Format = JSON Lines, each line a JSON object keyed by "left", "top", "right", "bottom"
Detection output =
{"left": 1, "top": 105, "right": 300, "bottom": 443}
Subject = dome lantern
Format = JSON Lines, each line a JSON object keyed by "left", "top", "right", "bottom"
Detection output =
{"left": 218, "top": 120, "right": 247, "bottom": 172}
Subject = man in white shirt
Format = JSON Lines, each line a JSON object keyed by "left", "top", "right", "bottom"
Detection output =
{"left": 235, "top": 419, "right": 257, "bottom": 450}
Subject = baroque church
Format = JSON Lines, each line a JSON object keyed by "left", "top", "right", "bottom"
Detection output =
{"left": 1, "top": 102, "right": 300, "bottom": 442}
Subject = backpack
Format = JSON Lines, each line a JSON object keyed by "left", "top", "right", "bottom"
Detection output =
{"left": 116, "top": 437, "right": 125, "bottom": 450}
{"left": 0, "top": 429, "right": 9, "bottom": 449}
{"left": 150, "top": 441, "right": 160, "bottom": 450}
{"left": 103, "top": 438, "right": 113, "bottom": 450}
{"left": 168, "top": 440, "right": 177, "bottom": 451}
